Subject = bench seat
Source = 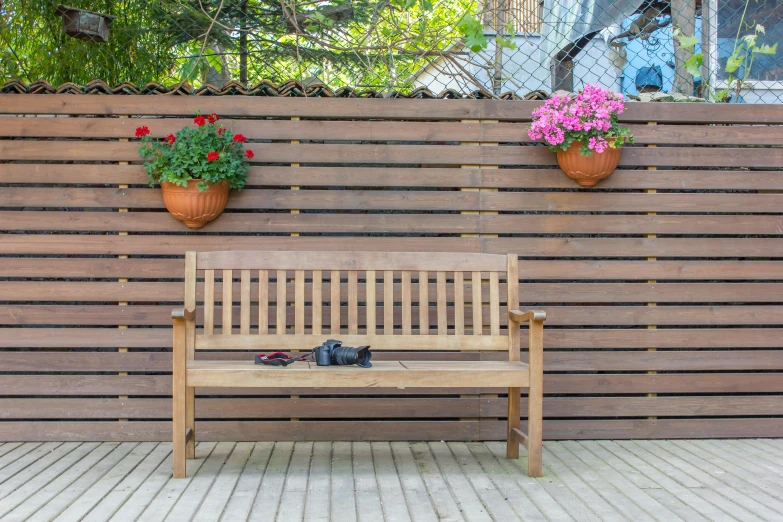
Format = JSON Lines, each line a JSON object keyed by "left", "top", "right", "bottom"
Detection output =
{"left": 187, "top": 360, "right": 531, "bottom": 388}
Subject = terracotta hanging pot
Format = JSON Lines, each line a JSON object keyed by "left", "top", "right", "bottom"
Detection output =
{"left": 160, "top": 180, "right": 229, "bottom": 229}
{"left": 556, "top": 141, "right": 621, "bottom": 188}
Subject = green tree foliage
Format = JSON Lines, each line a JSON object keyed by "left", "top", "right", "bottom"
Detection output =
{"left": 1, "top": 0, "right": 475, "bottom": 90}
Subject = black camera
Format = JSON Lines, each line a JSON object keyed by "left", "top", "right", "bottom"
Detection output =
{"left": 312, "top": 339, "right": 372, "bottom": 368}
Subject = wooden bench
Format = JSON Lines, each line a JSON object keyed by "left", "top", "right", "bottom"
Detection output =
{"left": 172, "top": 251, "right": 546, "bottom": 478}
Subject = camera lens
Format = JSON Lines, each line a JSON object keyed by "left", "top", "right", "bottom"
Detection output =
{"left": 331, "top": 346, "right": 372, "bottom": 368}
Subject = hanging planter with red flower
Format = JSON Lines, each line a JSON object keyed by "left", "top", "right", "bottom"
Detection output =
{"left": 137, "top": 113, "right": 253, "bottom": 229}
{"left": 528, "top": 85, "right": 633, "bottom": 187}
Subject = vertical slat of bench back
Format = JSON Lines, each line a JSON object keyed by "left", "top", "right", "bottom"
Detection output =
{"left": 193, "top": 251, "right": 507, "bottom": 348}
{"left": 3, "top": 97, "right": 783, "bottom": 442}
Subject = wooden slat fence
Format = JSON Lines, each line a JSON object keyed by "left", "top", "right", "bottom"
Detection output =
{"left": 0, "top": 96, "right": 781, "bottom": 441}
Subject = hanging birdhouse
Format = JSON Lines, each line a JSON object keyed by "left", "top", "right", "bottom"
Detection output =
{"left": 55, "top": 5, "right": 115, "bottom": 43}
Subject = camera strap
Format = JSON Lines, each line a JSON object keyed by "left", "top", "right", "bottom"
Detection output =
{"left": 254, "top": 352, "right": 312, "bottom": 367}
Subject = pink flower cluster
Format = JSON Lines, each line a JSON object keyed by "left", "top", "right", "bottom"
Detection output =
{"left": 528, "top": 84, "right": 625, "bottom": 152}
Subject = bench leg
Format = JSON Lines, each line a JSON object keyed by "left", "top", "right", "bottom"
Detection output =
{"left": 527, "top": 321, "right": 544, "bottom": 477}
{"left": 172, "top": 319, "right": 187, "bottom": 479}
{"left": 186, "top": 387, "right": 195, "bottom": 459}
{"left": 506, "top": 387, "right": 521, "bottom": 459}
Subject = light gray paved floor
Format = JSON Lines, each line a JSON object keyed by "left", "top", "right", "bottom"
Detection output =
{"left": 0, "top": 439, "right": 781, "bottom": 521}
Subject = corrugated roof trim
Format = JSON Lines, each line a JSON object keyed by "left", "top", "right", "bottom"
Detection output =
{"left": 1, "top": 79, "right": 551, "bottom": 100}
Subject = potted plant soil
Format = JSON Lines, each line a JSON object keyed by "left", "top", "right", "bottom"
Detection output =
{"left": 528, "top": 84, "right": 633, "bottom": 187}
{"left": 137, "top": 113, "right": 253, "bottom": 229}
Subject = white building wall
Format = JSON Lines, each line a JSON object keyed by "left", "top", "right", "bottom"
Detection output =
{"left": 413, "top": 34, "right": 619, "bottom": 96}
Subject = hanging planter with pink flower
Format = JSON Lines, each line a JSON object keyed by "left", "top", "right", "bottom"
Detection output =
{"left": 137, "top": 113, "right": 253, "bottom": 229}
{"left": 528, "top": 85, "right": 633, "bottom": 187}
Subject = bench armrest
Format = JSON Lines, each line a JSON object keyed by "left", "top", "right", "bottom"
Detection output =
{"left": 172, "top": 308, "right": 196, "bottom": 322}
{"left": 508, "top": 310, "right": 546, "bottom": 324}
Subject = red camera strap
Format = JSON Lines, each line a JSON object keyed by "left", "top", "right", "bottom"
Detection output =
{"left": 254, "top": 352, "right": 312, "bottom": 367}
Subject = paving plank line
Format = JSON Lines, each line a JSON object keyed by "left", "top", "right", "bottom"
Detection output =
{"left": 303, "top": 441, "right": 332, "bottom": 522}
{"left": 540, "top": 444, "right": 633, "bottom": 522}
{"left": 134, "top": 442, "right": 219, "bottom": 522}
{"left": 276, "top": 442, "right": 314, "bottom": 522}
{"left": 330, "top": 442, "right": 358, "bottom": 522}
{"left": 0, "top": 443, "right": 104, "bottom": 521}
{"left": 352, "top": 442, "right": 385, "bottom": 522}
{"left": 707, "top": 440, "right": 783, "bottom": 479}
{"left": 24, "top": 442, "right": 138, "bottom": 522}
{"left": 372, "top": 442, "right": 414, "bottom": 522}
{"left": 447, "top": 442, "right": 522, "bottom": 522}
{"left": 162, "top": 441, "right": 235, "bottom": 522}
{"left": 645, "top": 441, "right": 783, "bottom": 518}
{"left": 684, "top": 440, "right": 783, "bottom": 488}
{"left": 464, "top": 443, "right": 554, "bottom": 522}
{"left": 557, "top": 441, "right": 683, "bottom": 522}
{"left": 53, "top": 442, "right": 159, "bottom": 522}
{"left": 608, "top": 440, "right": 756, "bottom": 522}
{"left": 193, "top": 442, "right": 255, "bottom": 522}
{"left": 219, "top": 442, "right": 274, "bottom": 522}
{"left": 409, "top": 442, "right": 464, "bottom": 522}
{"left": 247, "top": 441, "right": 295, "bottom": 522}
{"left": 0, "top": 443, "right": 45, "bottom": 474}
{"left": 110, "top": 442, "right": 215, "bottom": 522}
{"left": 617, "top": 441, "right": 766, "bottom": 522}
{"left": 428, "top": 442, "right": 493, "bottom": 522}
{"left": 389, "top": 442, "right": 439, "bottom": 522}
{"left": 81, "top": 442, "right": 171, "bottom": 522}
{"left": 0, "top": 442, "right": 76, "bottom": 494}
{"left": 583, "top": 442, "right": 709, "bottom": 522}
{"left": 484, "top": 441, "right": 601, "bottom": 522}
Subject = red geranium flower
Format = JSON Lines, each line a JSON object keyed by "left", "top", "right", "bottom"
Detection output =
{"left": 164, "top": 134, "right": 176, "bottom": 145}
{"left": 207, "top": 151, "right": 220, "bottom": 161}
{"left": 135, "top": 126, "right": 150, "bottom": 137}
{"left": 194, "top": 115, "right": 207, "bottom": 127}
{"left": 217, "top": 127, "right": 226, "bottom": 135}
{"left": 244, "top": 149, "right": 254, "bottom": 159}
{"left": 233, "top": 133, "right": 247, "bottom": 143}
{"left": 207, "top": 113, "right": 219, "bottom": 124}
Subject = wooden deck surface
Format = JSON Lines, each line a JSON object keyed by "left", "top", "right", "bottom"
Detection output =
{"left": 0, "top": 439, "right": 781, "bottom": 521}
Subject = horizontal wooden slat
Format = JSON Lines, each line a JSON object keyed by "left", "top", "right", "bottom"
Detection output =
{"left": 196, "top": 250, "right": 506, "bottom": 271}
{"left": 0, "top": 397, "right": 478, "bottom": 419}
{"left": 479, "top": 418, "right": 783, "bottom": 440}
{"left": 490, "top": 396, "right": 783, "bottom": 417}
{"left": 2, "top": 304, "right": 782, "bottom": 326}
{"left": 1, "top": 235, "right": 781, "bottom": 257}
{"left": 4, "top": 187, "right": 783, "bottom": 213}
{"left": 3, "top": 394, "right": 780, "bottom": 420}
{"left": 1, "top": 417, "right": 781, "bottom": 442}
{"left": 519, "top": 261, "right": 783, "bottom": 280}
{"left": 1, "top": 373, "right": 779, "bottom": 395}
{"left": 6, "top": 96, "right": 783, "bottom": 124}
{"left": 2, "top": 327, "right": 781, "bottom": 348}
{"left": 4, "top": 140, "right": 783, "bottom": 167}
{"left": 5, "top": 280, "right": 782, "bottom": 303}
{"left": 3, "top": 211, "right": 783, "bottom": 236}
{"left": 4, "top": 349, "right": 780, "bottom": 372}
{"left": 7, "top": 119, "right": 783, "bottom": 146}
{"left": 5, "top": 164, "right": 783, "bottom": 191}
{"left": 195, "top": 334, "right": 509, "bottom": 351}
{"left": 3, "top": 258, "right": 783, "bottom": 282}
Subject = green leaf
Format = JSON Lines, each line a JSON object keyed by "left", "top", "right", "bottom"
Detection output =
{"left": 683, "top": 53, "right": 703, "bottom": 77}
{"left": 755, "top": 43, "right": 778, "bottom": 55}
{"left": 756, "top": 24, "right": 766, "bottom": 35}
{"left": 673, "top": 29, "right": 699, "bottom": 49}
{"left": 725, "top": 52, "right": 745, "bottom": 74}
{"left": 457, "top": 14, "right": 487, "bottom": 52}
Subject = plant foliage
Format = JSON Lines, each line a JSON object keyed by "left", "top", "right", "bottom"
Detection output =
{"left": 137, "top": 114, "right": 252, "bottom": 190}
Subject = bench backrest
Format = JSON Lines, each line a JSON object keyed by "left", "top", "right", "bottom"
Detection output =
{"left": 186, "top": 251, "right": 518, "bottom": 353}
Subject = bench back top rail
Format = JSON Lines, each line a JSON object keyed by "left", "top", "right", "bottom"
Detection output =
{"left": 188, "top": 251, "right": 518, "bottom": 351}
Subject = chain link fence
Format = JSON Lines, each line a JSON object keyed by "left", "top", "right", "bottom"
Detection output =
{"left": 2, "top": 0, "right": 781, "bottom": 101}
